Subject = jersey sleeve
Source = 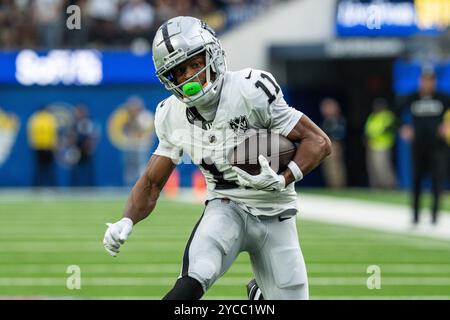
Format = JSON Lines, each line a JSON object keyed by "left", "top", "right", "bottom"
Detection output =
{"left": 153, "top": 101, "right": 183, "bottom": 164}
{"left": 239, "top": 69, "right": 303, "bottom": 137}
{"left": 270, "top": 95, "right": 303, "bottom": 136}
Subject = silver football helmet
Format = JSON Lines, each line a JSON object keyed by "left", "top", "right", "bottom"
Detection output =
{"left": 152, "top": 16, "right": 226, "bottom": 108}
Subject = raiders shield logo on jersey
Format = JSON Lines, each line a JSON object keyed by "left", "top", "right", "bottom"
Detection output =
{"left": 229, "top": 115, "right": 249, "bottom": 134}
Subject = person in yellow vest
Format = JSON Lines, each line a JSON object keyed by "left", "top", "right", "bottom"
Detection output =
{"left": 443, "top": 109, "right": 450, "bottom": 185}
{"left": 364, "top": 98, "right": 398, "bottom": 189}
{"left": 27, "top": 107, "right": 58, "bottom": 186}
{"left": 443, "top": 109, "right": 450, "bottom": 146}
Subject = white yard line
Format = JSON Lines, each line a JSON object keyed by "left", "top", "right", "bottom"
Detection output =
{"left": 297, "top": 194, "right": 450, "bottom": 241}
{"left": 2, "top": 277, "right": 450, "bottom": 286}
{"left": 1, "top": 263, "right": 450, "bottom": 274}
{"left": 1, "top": 188, "right": 449, "bottom": 241}
{"left": 173, "top": 189, "right": 450, "bottom": 241}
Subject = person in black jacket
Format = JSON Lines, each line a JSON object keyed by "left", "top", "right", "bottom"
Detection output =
{"left": 398, "top": 70, "right": 449, "bottom": 225}
{"left": 70, "top": 104, "right": 98, "bottom": 186}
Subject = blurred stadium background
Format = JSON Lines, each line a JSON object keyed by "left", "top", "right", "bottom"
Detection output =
{"left": 0, "top": 0, "right": 449, "bottom": 300}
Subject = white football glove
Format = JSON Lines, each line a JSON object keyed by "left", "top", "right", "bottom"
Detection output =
{"left": 232, "top": 155, "right": 286, "bottom": 192}
{"left": 103, "top": 217, "right": 133, "bottom": 257}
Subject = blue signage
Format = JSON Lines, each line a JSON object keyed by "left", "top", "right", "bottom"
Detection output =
{"left": 0, "top": 50, "right": 159, "bottom": 86}
{"left": 336, "top": 0, "right": 449, "bottom": 37}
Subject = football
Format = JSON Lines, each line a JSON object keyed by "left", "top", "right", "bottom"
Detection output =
{"left": 228, "top": 130, "right": 297, "bottom": 175}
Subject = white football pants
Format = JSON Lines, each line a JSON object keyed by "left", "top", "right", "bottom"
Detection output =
{"left": 179, "top": 198, "right": 309, "bottom": 300}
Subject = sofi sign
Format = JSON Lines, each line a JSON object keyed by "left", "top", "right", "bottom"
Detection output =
{"left": 0, "top": 50, "right": 158, "bottom": 86}
{"left": 15, "top": 50, "right": 102, "bottom": 86}
{"left": 336, "top": 0, "right": 450, "bottom": 36}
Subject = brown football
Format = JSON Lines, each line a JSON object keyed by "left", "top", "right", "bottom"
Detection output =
{"left": 228, "top": 131, "right": 297, "bottom": 175}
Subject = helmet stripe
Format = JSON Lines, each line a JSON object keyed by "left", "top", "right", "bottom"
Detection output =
{"left": 161, "top": 22, "right": 175, "bottom": 53}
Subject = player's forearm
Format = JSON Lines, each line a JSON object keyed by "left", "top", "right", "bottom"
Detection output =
{"left": 283, "top": 134, "right": 331, "bottom": 185}
{"left": 123, "top": 174, "right": 161, "bottom": 225}
{"left": 296, "top": 134, "right": 332, "bottom": 174}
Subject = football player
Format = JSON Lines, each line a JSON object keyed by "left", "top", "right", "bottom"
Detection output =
{"left": 103, "top": 16, "right": 331, "bottom": 300}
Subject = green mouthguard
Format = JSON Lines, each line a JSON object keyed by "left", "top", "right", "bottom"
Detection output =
{"left": 182, "top": 82, "right": 202, "bottom": 96}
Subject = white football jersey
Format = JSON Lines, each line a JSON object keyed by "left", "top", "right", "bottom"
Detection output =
{"left": 154, "top": 68, "right": 303, "bottom": 216}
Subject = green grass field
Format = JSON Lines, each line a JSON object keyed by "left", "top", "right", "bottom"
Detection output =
{"left": 1, "top": 195, "right": 450, "bottom": 299}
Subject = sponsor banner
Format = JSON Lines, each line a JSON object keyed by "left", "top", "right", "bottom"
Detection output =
{"left": 0, "top": 50, "right": 158, "bottom": 86}
{"left": 336, "top": 0, "right": 450, "bottom": 37}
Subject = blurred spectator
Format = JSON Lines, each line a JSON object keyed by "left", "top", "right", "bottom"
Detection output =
{"left": 320, "top": 98, "right": 347, "bottom": 188}
{"left": 153, "top": 0, "right": 177, "bottom": 27}
{"left": 0, "top": 0, "right": 279, "bottom": 49}
{"left": 122, "top": 96, "right": 155, "bottom": 186}
{"left": 0, "top": 107, "right": 20, "bottom": 166}
{"left": 27, "top": 107, "right": 58, "bottom": 186}
{"left": 174, "top": 0, "right": 193, "bottom": 17}
{"left": 444, "top": 109, "right": 450, "bottom": 146}
{"left": 119, "top": 0, "right": 155, "bottom": 45}
{"left": 364, "top": 98, "right": 397, "bottom": 189}
{"left": 398, "top": 69, "right": 449, "bottom": 225}
{"left": 65, "top": 0, "right": 90, "bottom": 47}
{"left": 86, "top": 0, "right": 121, "bottom": 46}
{"left": 0, "top": 0, "right": 36, "bottom": 49}
{"left": 0, "top": 0, "right": 17, "bottom": 49}
{"left": 194, "top": 0, "right": 226, "bottom": 33}
{"left": 444, "top": 109, "right": 450, "bottom": 183}
{"left": 32, "top": 0, "right": 65, "bottom": 48}
{"left": 69, "top": 104, "right": 98, "bottom": 186}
